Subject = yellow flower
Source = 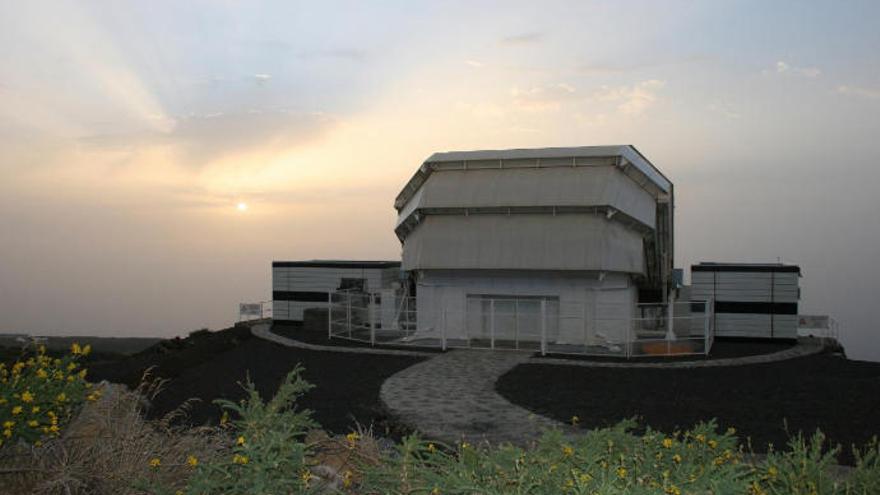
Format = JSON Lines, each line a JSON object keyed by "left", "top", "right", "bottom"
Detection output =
{"left": 342, "top": 470, "right": 353, "bottom": 488}
{"left": 726, "top": 427, "right": 736, "bottom": 435}
{"left": 431, "top": 488, "right": 441, "bottom": 495}
{"left": 55, "top": 392, "right": 66, "bottom": 403}
{"left": 71, "top": 343, "right": 82, "bottom": 355}
{"left": 82, "top": 344, "right": 91, "bottom": 356}
{"left": 220, "top": 411, "right": 229, "bottom": 425}
{"left": 28, "top": 420, "right": 39, "bottom": 428}
{"left": 672, "top": 454, "right": 682, "bottom": 463}
{"left": 236, "top": 435, "right": 246, "bottom": 446}
{"left": 149, "top": 458, "right": 161, "bottom": 468}
{"left": 36, "top": 369, "right": 47, "bottom": 379}
{"left": 11, "top": 406, "right": 22, "bottom": 415}
{"left": 460, "top": 441, "right": 470, "bottom": 450}
{"left": 570, "top": 415, "right": 580, "bottom": 426}
{"left": 187, "top": 455, "right": 198, "bottom": 467}
{"left": 67, "top": 362, "right": 78, "bottom": 372}
{"left": 695, "top": 433, "right": 706, "bottom": 443}
{"left": 662, "top": 438, "right": 674, "bottom": 449}
{"left": 49, "top": 424, "right": 60, "bottom": 434}
{"left": 708, "top": 439, "right": 718, "bottom": 449}
{"left": 3, "top": 421, "right": 14, "bottom": 428}
{"left": 3, "top": 429, "right": 11, "bottom": 438}
{"left": 579, "top": 473, "right": 592, "bottom": 483}
{"left": 346, "top": 431, "right": 360, "bottom": 449}
{"left": 616, "top": 466, "right": 627, "bottom": 479}
{"left": 233, "top": 454, "right": 249, "bottom": 465}
{"left": 427, "top": 443, "right": 436, "bottom": 453}
{"left": 767, "top": 465, "right": 778, "bottom": 479}
{"left": 562, "top": 445, "right": 574, "bottom": 457}
{"left": 300, "top": 469, "right": 312, "bottom": 484}
{"left": 665, "top": 485, "right": 681, "bottom": 495}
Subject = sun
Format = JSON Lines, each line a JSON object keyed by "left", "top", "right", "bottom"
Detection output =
{"left": 236, "top": 202, "right": 248, "bottom": 212}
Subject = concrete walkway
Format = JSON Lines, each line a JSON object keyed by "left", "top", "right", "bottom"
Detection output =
{"left": 379, "top": 349, "right": 568, "bottom": 446}
{"left": 253, "top": 323, "right": 832, "bottom": 447}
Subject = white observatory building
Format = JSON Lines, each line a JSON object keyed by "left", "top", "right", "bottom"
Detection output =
{"left": 394, "top": 146, "right": 674, "bottom": 347}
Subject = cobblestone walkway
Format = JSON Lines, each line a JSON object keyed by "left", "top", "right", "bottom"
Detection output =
{"left": 380, "top": 350, "right": 569, "bottom": 446}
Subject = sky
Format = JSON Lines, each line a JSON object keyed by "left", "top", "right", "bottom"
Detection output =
{"left": 1, "top": 1, "right": 879, "bottom": 360}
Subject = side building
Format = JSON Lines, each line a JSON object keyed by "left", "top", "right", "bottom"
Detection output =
{"left": 272, "top": 260, "right": 401, "bottom": 323}
{"left": 691, "top": 262, "right": 800, "bottom": 339}
{"left": 394, "top": 145, "right": 674, "bottom": 346}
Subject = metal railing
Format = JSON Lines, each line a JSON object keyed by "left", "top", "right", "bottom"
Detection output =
{"left": 327, "top": 291, "right": 715, "bottom": 358}
{"left": 239, "top": 301, "right": 273, "bottom": 322}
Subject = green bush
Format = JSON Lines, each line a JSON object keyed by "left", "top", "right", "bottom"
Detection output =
{"left": 0, "top": 342, "right": 96, "bottom": 448}
{"left": 141, "top": 365, "right": 320, "bottom": 495}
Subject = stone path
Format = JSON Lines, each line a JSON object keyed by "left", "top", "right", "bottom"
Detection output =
{"left": 253, "top": 323, "right": 832, "bottom": 447}
{"left": 379, "top": 349, "right": 569, "bottom": 446}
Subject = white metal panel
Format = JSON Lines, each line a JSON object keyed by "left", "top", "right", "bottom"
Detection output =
{"left": 408, "top": 166, "right": 656, "bottom": 228}
{"left": 402, "top": 214, "right": 644, "bottom": 273}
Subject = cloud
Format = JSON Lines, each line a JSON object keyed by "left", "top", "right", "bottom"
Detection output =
{"left": 81, "top": 110, "right": 337, "bottom": 168}
{"left": 465, "top": 60, "right": 484, "bottom": 68}
{"left": 772, "top": 60, "right": 821, "bottom": 78}
{"left": 707, "top": 102, "right": 741, "bottom": 120}
{"left": 501, "top": 32, "right": 544, "bottom": 44}
{"left": 837, "top": 85, "right": 880, "bottom": 100}
{"left": 253, "top": 74, "right": 272, "bottom": 85}
{"left": 510, "top": 83, "right": 578, "bottom": 112}
{"left": 592, "top": 80, "right": 665, "bottom": 115}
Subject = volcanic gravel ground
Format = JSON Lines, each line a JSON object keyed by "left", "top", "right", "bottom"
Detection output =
{"left": 88, "top": 325, "right": 424, "bottom": 436}
{"left": 497, "top": 353, "right": 880, "bottom": 464}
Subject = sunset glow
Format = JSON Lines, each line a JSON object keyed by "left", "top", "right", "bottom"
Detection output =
{"left": 0, "top": 1, "right": 878, "bottom": 361}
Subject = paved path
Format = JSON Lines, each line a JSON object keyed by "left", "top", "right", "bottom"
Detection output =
{"left": 380, "top": 349, "right": 569, "bottom": 446}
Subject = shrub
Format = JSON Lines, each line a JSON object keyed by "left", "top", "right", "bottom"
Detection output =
{"left": 359, "top": 420, "right": 750, "bottom": 494}
{"left": 0, "top": 342, "right": 95, "bottom": 448}
{"left": 142, "top": 365, "right": 321, "bottom": 495}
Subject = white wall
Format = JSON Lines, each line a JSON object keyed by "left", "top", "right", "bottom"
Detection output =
{"left": 414, "top": 270, "right": 636, "bottom": 344}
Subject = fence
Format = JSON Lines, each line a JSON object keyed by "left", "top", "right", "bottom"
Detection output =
{"left": 239, "top": 301, "right": 273, "bottom": 322}
{"left": 327, "top": 291, "right": 714, "bottom": 358}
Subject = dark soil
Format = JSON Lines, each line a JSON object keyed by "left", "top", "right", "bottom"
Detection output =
{"left": 496, "top": 352, "right": 880, "bottom": 464}
{"left": 88, "top": 324, "right": 424, "bottom": 437}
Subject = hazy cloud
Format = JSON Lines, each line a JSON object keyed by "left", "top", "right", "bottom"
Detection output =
{"left": 465, "top": 60, "right": 484, "bottom": 68}
{"left": 593, "top": 80, "right": 665, "bottom": 115}
{"left": 501, "top": 32, "right": 544, "bottom": 44}
{"left": 837, "top": 84, "right": 880, "bottom": 100}
{"left": 82, "top": 110, "right": 337, "bottom": 168}
{"left": 510, "top": 83, "right": 578, "bottom": 112}
{"left": 772, "top": 60, "right": 821, "bottom": 78}
{"left": 707, "top": 102, "right": 741, "bottom": 120}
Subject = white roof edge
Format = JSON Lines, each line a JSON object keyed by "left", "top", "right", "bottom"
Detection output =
{"left": 395, "top": 145, "right": 671, "bottom": 211}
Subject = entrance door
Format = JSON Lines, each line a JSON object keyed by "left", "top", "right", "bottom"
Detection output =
{"left": 465, "top": 295, "right": 559, "bottom": 349}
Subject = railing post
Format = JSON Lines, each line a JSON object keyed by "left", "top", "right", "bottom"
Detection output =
{"left": 369, "top": 293, "right": 376, "bottom": 346}
{"left": 703, "top": 299, "right": 711, "bottom": 355}
{"left": 490, "top": 299, "right": 495, "bottom": 350}
{"left": 540, "top": 299, "right": 547, "bottom": 356}
{"left": 346, "top": 294, "right": 352, "bottom": 339}
{"left": 327, "top": 292, "right": 332, "bottom": 339}
{"left": 441, "top": 308, "right": 447, "bottom": 351}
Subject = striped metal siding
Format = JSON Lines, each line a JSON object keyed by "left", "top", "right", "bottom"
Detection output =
{"left": 272, "top": 266, "right": 391, "bottom": 321}
{"left": 691, "top": 269, "right": 799, "bottom": 339}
